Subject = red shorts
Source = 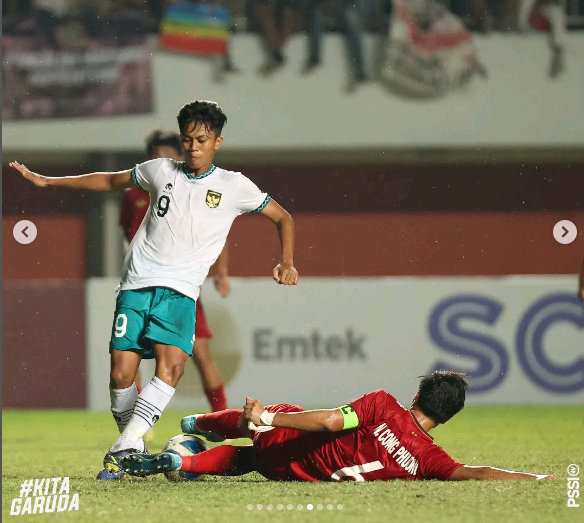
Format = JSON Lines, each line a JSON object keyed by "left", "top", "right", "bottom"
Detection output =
{"left": 195, "top": 299, "right": 212, "bottom": 339}
{"left": 253, "top": 404, "right": 305, "bottom": 481}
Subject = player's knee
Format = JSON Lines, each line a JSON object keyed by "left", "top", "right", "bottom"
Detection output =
{"left": 109, "top": 368, "right": 134, "bottom": 389}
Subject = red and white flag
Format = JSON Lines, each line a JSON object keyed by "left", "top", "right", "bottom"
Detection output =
{"left": 380, "top": 0, "right": 485, "bottom": 97}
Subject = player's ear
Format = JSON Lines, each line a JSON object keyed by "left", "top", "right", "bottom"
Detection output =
{"left": 412, "top": 392, "right": 420, "bottom": 407}
{"left": 214, "top": 136, "right": 224, "bottom": 151}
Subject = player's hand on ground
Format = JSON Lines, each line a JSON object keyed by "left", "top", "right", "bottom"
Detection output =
{"left": 273, "top": 262, "right": 298, "bottom": 285}
{"left": 9, "top": 161, "right": 49, "bottom": 188}
{"left": 244, "top": 397, "right": 266, "bottom": 426}
{"left": 214, "top": 274, "right": 231, "bottom": 298}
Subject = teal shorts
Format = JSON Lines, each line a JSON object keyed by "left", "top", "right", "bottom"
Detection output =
{"left": 109, "top": 287, "right": 196, "bottom": 359}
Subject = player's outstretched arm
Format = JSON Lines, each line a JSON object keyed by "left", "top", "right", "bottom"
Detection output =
{"left": 258, "top": 200, "right": 298, "bottom": 285}
{"left": 244, "top": 397, "right": 347, "bottom": 432}
{"left": 9, "top": 161, "right": 134, "bottom": 192}
{"left": 449, "top": 465, "right": 557, "bottom": 481}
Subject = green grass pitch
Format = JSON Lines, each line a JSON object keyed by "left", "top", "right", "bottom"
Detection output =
{"left": 2, "top": 406, "right": 581, "bottom": 523}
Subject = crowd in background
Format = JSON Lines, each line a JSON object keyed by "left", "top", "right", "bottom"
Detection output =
{"left": 3, "top": 0, "right": 581, "bottom": 87}
{"left": 5, "top": 0, "right": 583, "bottom": 34}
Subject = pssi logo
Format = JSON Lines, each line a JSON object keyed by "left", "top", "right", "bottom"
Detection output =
{"left": 428, "top": 293, "right": 584, "bottom": 393}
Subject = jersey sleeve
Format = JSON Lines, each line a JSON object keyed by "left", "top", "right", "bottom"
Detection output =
{"left": 349, "top": 389, "right": 393, "bottom": 428}
{"left": 131, "top": 158, "right": 165, "bottom": 191}
{"left": 418, "top": 445, "right": 463, "bottom": 480}
{"left": 236, "top": 174, "right": 271, "bottom": 214}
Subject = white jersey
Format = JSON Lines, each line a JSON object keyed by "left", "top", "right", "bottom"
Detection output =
{"left": 118, "top": 158, "right": 270, "bottom": 301}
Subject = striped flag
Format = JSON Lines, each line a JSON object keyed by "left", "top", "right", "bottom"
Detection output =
{"left": 160, "top": 2, "right": 229, "bottom": 56}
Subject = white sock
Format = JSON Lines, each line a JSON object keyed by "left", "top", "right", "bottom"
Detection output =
{"left": 518, "top": 0, "right": 537, "bottom": 32}
{"left": 110, "top": 376, "right": 175, "bottom": 452}
{"left": 110, "top": 383, "right": 138, "bottom": 433}
{"left": 543, "top": 4, "right": 566, "bottom": 48}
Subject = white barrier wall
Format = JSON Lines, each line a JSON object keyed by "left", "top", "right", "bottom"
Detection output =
{"left": 86, "top": 276, "right": 584, "bottom": 410}
{"left": 4, "top": 34, "right": 584, "bottom": 151}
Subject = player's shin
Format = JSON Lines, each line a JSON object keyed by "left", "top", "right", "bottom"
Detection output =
{"left": 194, "top": 409, "right": 245, "bottom": 439}
{"left": 110, "top": 376, "right": 175, "bottom": 452}
{"left": 180, "top": 445, "right": 255, "bottom": 476}
{"left": 205, "top": 384, "right": 227, "bottom": 412}
{"left": 110, "top": 383, "right": 138, "bottom": 433}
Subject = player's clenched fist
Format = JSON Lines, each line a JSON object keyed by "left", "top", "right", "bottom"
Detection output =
{"left": 244, "top": 397, "right": 266, "bottom": 426}
{"left": 273, "top": 262, "right": 299, "bottom": 285}
{"left": 9, "top": 161, "right": 49, "bottom": 188}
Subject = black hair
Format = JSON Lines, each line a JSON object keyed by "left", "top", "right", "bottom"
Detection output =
{"left": 176, "top": 100, "right": 227, "bottom": 137}
{"left": 415, "top": 370, "right": 469, "bottom": 424}
{"left": 145, "top": 129, "right": 182, "bottom": 158}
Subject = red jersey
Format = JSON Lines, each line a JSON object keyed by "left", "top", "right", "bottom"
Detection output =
{"left": 119, "top": 188, "right": 150, "bottom": 242}
{"left": 254, "top": 390, "right": 463, "bottom": 482}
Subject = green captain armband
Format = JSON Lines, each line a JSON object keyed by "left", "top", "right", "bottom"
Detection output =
{"left": 338, "top": 405, "right": 359, "bottom": 430}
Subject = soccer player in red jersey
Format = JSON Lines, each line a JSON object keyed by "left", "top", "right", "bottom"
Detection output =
{"left": 122, "top": 371, "right": 556, "bottom": 481}
{"left": 119, "top": 130, "right": 229, "bottom": 413}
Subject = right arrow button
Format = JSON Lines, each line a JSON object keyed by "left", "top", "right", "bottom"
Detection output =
{"left": 553, "top": 220, "right": 578, "bottom": 244}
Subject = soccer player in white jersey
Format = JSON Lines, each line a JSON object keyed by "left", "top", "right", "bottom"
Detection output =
{"left": 10, "top": 100, "right": 299, "bottom": 480}
{"left": 120, "top": 130, "right": 231, "bottom": 415}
